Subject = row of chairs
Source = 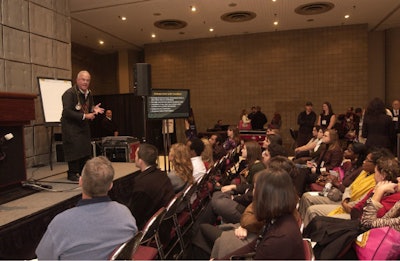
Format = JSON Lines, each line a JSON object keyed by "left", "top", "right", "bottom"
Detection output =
{"left": 109, "top": 156, "right": 226, "bottom": 260}
{"left": 109, "top": 147, "right": 243, "bottom": 260}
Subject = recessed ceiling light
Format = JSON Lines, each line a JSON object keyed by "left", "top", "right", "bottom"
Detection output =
{"left": 344, "top": 14, "right": 350, "bottom": 19}
{"left": 119, "top": 16, "right": 127, "bottom": 21}
{"left": 190, "top": 6, "right": 196, "bottom": 12}
{"left": 272, "top": 0, "right": 277, "bottom": 2}
{"left": 274, "top": 21, "right": 278, "bottom": 26}
{"left": 151, "top": 33, "right": 156, "bottom": 38}
{"left": 99, "top": 40, "right": 104, "bottom": 45}
{"left": 209, "top": 28, "right": 214, "bottom": 32}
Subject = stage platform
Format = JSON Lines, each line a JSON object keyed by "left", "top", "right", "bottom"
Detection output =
{"left": 0, "top": 161, "right": 139, "bottom": 259}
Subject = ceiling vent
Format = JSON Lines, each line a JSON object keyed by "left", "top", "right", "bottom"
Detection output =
{"left": 221, "top": 11, "right": 256, "bottom": 23}
{"left": 295, "top": 2, "right": 335, "bottom": 15}
{"left": 154, "top": 19, "right": 187, "bottom": 30}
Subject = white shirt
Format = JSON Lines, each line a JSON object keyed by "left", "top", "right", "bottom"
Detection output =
{"left": 191, "top": 156, "right": 206, "bottom": 182}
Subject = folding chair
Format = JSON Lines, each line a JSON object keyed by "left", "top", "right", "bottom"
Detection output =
{"left": 160, "top": 192, "right": 185, "bottom": 259}
{"left": 133, "top": 207, "right": 167, "bottom": 260}
{"left": 109, "top": 231, "right": 143, "bottom": 260}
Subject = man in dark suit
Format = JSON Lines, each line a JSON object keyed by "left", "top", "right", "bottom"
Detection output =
{"left": 128, "top": 143, "right": 175, "bottom": 229}
{"left": 61, "top": 70, "right": 104, "bottom": 181}
{"left": 391, "top": 99, "right": 400, "bottom": 155}
{"left": 101, "top": 109, "right": 119, "bottom": 136}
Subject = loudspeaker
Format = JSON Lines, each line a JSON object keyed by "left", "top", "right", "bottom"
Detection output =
{"left": 134, "top": 63, "right": 152, "bottom": 96}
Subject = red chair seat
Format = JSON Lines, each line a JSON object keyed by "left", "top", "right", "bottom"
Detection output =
{"left": 132, "top": 245, "right": 158, "bottom": 260}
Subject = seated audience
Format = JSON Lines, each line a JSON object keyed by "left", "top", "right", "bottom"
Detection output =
{"left": 193, "top": 157, "right": 299, "bottom": 259}
{"left": 223, "top": 125, "right": 241, "bottom": 151}
{"left": 294, "top": 125, "right": 323, "bottom": 159}
{"left": 294, "top": 129, "right": 343, "bottom": 195}
{"left": 167, "top": 143, "right": 194, "bottom": 193}
{"left": 189, "top": 137, "right": 207, "bottom": 182}
{"left": 36, "top": 156, "right": 137, "bottom": 260}
{"left": 208, "top": 133, "right": 226, "bottom": 161}
{"left": 298, "top": 142, "right": 367, "bottom": 219}
{"left": 303, "top": 156, "right": 400, "bottom": 259}
{"left": 302, "top": 148, "right": 394, "bottom": 226}
{"left": 209, "top": 141, "right": 265, "bottom": 224}
{"left": 127, "top": 144, "right": 175, "bottom": 230}
{"left": 221, "top": 168, "right": 304, "bottom": 260}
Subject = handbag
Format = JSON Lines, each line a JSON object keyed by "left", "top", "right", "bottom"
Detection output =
{"left": 353, "top": 226, "right": 400, "bottom": 260}
{"left": 327, "top": 187, "right": 343, "bottom": 201}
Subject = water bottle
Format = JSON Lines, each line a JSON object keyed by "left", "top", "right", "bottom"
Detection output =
{"left": 322, "top": 182, "right": 332, "bottom": 197}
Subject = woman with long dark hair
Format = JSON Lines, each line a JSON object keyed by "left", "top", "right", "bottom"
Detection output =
{"left": 222, "top": 168, "right": 305, "bottom": 259}
{"left": 362, "top": 97, "right": 394, "bottom": 150}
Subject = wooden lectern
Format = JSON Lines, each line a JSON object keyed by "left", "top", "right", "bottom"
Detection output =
{"left": 0, "top": 92, "right": 36, "bottom": 188}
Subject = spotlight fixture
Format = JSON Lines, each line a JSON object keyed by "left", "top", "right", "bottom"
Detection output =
{"left": 190, "top": 6, "right": 196, "bottom": 12}
{"left": 99, "top": 40, "right": 104, "bottom": 45}
{"left": 274, "top": 21, "right": 278, "bottom": 26}
{"left": 344, "top": 14, "right": 350, "bottom": 19}
{"left": 209, "top": 28, "right": 214, "bottom": 32}
{"left": 118, "top": 16, "right": 127, "bottom": 21}
{"left": 151, "top": 33, "right": 156, "bottom": 38}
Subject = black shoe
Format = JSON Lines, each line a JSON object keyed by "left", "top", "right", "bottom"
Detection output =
{"left": 67, "top": 173, "right": 80, "bottom": 182}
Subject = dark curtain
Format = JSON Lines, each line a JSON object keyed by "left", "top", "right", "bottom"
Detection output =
{"left": 90, "top": 93, "right": 173, "bottom": 152}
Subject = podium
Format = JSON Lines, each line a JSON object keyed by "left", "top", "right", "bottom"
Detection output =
{"left": 0, "top": 92, "right": 36, "bottom": 188}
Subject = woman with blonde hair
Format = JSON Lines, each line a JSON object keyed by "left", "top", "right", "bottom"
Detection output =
{"left": 167, "top": 143, "right": 194, "bottom": 192}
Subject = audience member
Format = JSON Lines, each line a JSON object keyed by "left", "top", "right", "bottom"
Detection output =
{"left": 390, "top": 99, "right": 400, "bottom": 153}
{"left": 208, "top": 134, "right": 226, "bottom": 161}
{"left": 221, "top": 168, "right": 304, "bottom": 260}
{"left": 298, "top": 142, "right": 367, "bottom": 221}
{"left": 213, "top": 119, "right": 224, "bottom": 130}
{"left": 248, "top": 106, "right": 267, "bottom": 130}
{"left": 223, "top": 125, "right": 240, "bottom": 151}
{"left": 167, "top": 143, "right": 194, "bottom": 193}
{"left": 302, "top": 148, "right": 393, "bottom": 226}
{"left": 101, "top": 109, "right": 118, "bottom": 136}
{"left": 303, "top": 156, "right": 400, "bottom": 259}
{"left": 210, "top": 141, "right": 265, "bottom": 224}
{"left": 360, "top": 159, "right": 400, "bottom": 231}
{"left": 269, "top": 112, "right": 282, "bottom": 129}
{"left": 295, "top": 129, "right": 343, "bottom": 195}
{"left": 294, "top": 125, "right": 323, "bottom": 159}
{"left": 317, "top": 101, "right": 336, "bottom": 130}
{"left": 189, "top": 137, "right": 207, "bottom": 182}
{"left": 297, "top": 101, "right": 317, "bottom": 147}
{"left": 36, "top": 156, "right": 137, "bottom": 260}
{"left": 194, "top": 157, "right": 299, "bottom": 259}
{"left": 127, "top": 144, "right": 175, "bottom": 229}
{"left": 362, "top": 97, "right": 394, "bottom": 150}
{"left": 239, "top": 109, "right": 252, "bottom": 130}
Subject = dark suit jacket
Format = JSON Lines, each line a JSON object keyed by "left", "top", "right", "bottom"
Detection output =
{"left": 362, "top": 114, "right": 394, "bottom": 150}
{"left": 61, "top": 86, "right": 94, "bottom": 161}
{"left": 128, "top": 165, "right": 175, "bottom": 229}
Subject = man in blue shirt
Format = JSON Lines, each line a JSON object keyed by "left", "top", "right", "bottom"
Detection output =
{"left": 36, "top": 156, "right": 137, "bottom": 260}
